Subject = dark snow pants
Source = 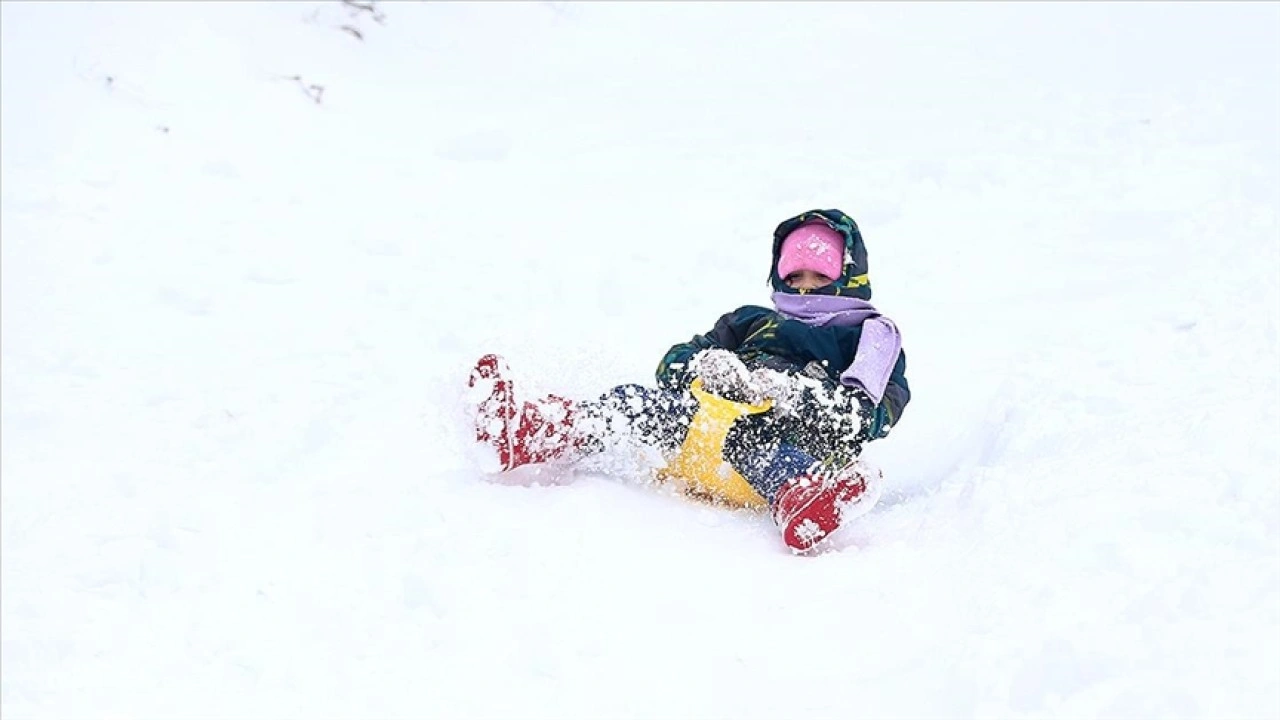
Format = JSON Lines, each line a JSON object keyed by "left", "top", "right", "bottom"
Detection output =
{"left": 581, "top": 383, "right": 865, "bottom": 504}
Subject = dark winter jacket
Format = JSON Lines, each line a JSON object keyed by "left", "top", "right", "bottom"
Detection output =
{"left": 654, "top": 304, "right": 911, "bottom": 435}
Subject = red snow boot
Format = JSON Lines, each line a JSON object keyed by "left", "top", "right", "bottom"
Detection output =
{"left": 772, "top": 461, "right": 881, "bottom": 552}
{"left": 467, "top": 354, "right": 585, "bottom": 472}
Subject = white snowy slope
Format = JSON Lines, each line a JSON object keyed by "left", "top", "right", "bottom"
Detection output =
{"left": 2, "top": 2, "right": 1278, "bottom": 718}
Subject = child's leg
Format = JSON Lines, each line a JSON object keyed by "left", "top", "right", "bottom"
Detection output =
{"left": 470, "top": 355, "right": 696, "bottom": 472}
{"left": 469, "top": 354, "right": 586, "bottom": 471}
{"left": 470, "top": 384, "right": 693, "bottom": 472}
{"left": 777, "top": 382, "right": 868, "bottom": 467}
{"left": 721, "top": 414, "right": 818, "bottom": 504}
{"left": 722, "top": 405, "right": 878, "bottom": 552}
{"left": 577, "top": 384, "right": 699, "bottom": 456}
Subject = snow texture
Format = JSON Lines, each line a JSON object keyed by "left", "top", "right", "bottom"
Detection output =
{"left": 2, "top": 2, "right": 1278, "bottom": 719}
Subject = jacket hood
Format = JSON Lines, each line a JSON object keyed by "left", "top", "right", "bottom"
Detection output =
{"left": 769, "top": 208, "right": 871, "bottom": 300}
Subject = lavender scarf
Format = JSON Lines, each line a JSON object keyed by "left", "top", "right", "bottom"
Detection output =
{"left": 771, "top": 292, "right": 902, "bottom": 405}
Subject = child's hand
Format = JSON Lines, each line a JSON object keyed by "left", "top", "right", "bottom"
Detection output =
{"left": 689, "top": 349, "right": 754, "bottom": 401}
{"left": 748, "top": 367, "right": 804, "bottom": 411}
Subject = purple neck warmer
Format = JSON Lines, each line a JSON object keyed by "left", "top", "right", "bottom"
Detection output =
{"left": 771, "top": 292, "right": 882, "bottom": 326}
{"left": 771, "top": 291, "right": 903, "bottom": 405}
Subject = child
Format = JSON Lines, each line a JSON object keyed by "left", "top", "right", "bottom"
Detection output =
{"left": 467, "top": 208, "right": 911, "bottom": 552}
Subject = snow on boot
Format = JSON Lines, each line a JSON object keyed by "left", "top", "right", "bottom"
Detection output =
{"left": 468, "top": 354, "right": 518, "bottom": 471}
{"left": 772, "top": 461, "right": 882, "bottom": 552}
{"left": 467, "top": 354, "right": 585, "bottom": 472}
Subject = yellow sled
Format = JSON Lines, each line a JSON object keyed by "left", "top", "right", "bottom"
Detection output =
{"left": 654, "top": 378, "right": 773, "bottom": 509}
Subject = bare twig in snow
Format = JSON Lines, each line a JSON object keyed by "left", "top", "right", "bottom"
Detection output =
{"left": 285, "top": 74, "right": 326, "bottom": 104}
{"left": 341, "top": 0, "right": 386, "bottom": 25}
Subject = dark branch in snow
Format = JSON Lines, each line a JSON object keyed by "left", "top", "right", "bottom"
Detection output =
{"left": 286, "top": 75, "right": 326, "bottom": 105}
{"left": 341, "top": 0, "right": 386, "bottom": 25}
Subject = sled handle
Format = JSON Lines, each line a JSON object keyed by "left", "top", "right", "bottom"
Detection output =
{"left": 688, "top": 377, "right": 773, "bottom": 416}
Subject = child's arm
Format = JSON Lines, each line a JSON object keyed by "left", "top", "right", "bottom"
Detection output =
{"left": 654, "top": 307, "right": 762, "bottom": 389}
{"left": 867, "top": 350, "right": 910, "bottom": 439}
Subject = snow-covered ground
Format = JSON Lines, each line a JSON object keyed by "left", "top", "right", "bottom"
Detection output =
{"left": 3, "top": 2, "right": 1278, "bottom": 718}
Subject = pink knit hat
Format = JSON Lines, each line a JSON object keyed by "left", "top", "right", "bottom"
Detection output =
{"left": 776, "top": 221, "right": 845, "bottom": 280}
